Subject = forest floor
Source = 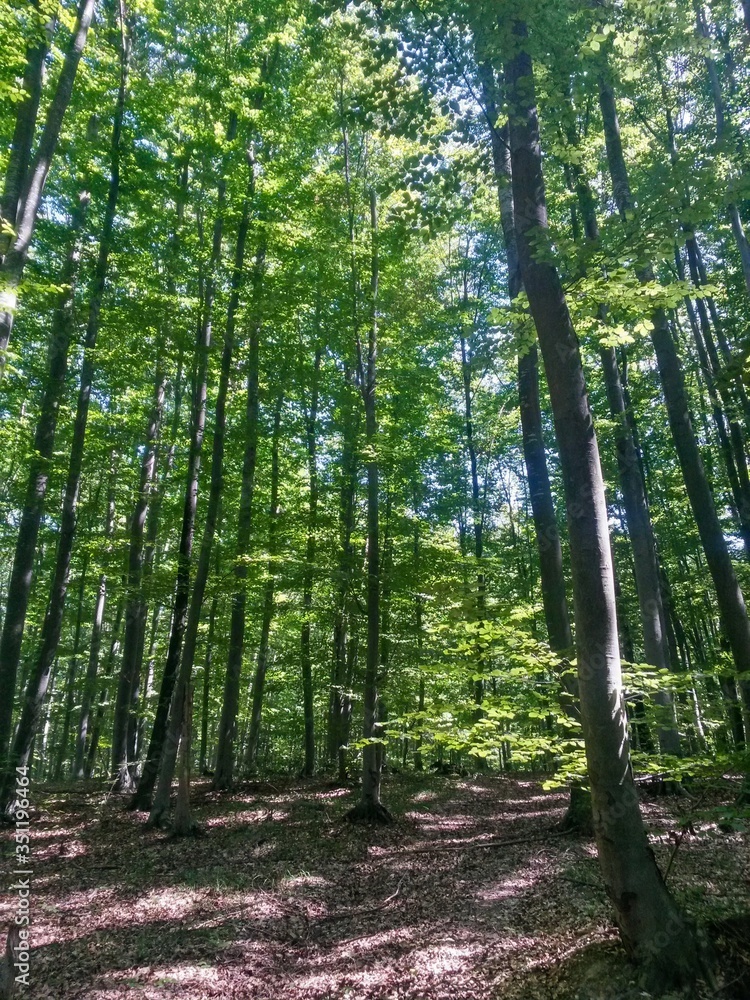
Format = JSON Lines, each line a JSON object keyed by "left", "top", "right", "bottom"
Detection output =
{"left": 1, "top": 772, "right": 748, "bottom": 1000}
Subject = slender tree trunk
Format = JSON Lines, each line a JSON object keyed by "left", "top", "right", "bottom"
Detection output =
{"left": 1, "top": 17, "right": 128, "bottom": 811}
{"left": 459, "top": 328, "right": 487, "bottom": 718}
{"left": 85, "top": 597, "right": 124, "bottom": 778}
{"left": 507, "top": 28, "right": 706, "bottom": 985}
{"left": 112, "top": 363, "right": 165, "bottom": 790}
{"left": 301, "top": 348, "right": 322, "bottom": 777}
{"left": 0, "top": 0, "right": 96, "bottom": 369}
{"left": 52, "top": 553, "right": 88, "bottom": 779}
{"left": 132, "top": 116, "right": 237, "bottom": 809}
{"left": 172, "top": 681, "right": 197, "bottom": 836}
{"left": 0, "top": 1, "right": 53, "bottom": 255}
{"left": 244, "top": 401, "right": 283, "bottom": 775}
{"left": 213, "top": 234, "right": 266, "bottom": 791}
{"left": 599, "top": 69, "right": 750, "bottom": 719}
{"left": 476, "top": 60, "right": 573, "bottom": 658}
{"left": 328, "top": 399, "right": 358, "bottom": 775}
{"left": 0, "top": 193, "right": 88, "bottom": 771}
{"left": 148, "top": 180, "right": 252, "bottom": 824}
{"left": 199, "top": 594, "right": 218, "bottom": 774}
{"left": 346, "top": 190, "right": 391, "bottom": 824}
{"left": 557, "top": 105, "right": 680, "bottom": 752}
{"left": 74, "top": 475, "right": 116, "bottom": 779}
{"left": 413, "top": 523, "right": 425, "bottom": 771}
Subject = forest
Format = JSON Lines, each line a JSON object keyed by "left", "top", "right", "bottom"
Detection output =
{"left": 1, "top": 0, "right": 750, "bottom": 996}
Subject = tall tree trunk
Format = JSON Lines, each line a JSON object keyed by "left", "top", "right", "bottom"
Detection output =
{"left": 459, "top": 327, "right": 487, "bottom": 720}
{"left": 132, "top": 115, "right": 237, "bottom": 809}
{"left": 558, "top": 102, "right": 680, "bottom": 753}
{"left": 1, "top": 14, "right": 128, "bottom": 811}
{"left": 112, "top": 361, "right": 165, "bottom": 790}
{"left": 346, "top": 190, "right": 391, "bottom": 824}
{"left": 328, "top": 393, "right": 358, "bottom": 776}
{"left": 85, "top": 596, "right": 124, "bottom": 778}
{"left": 244, "top": 400, "right": 283, "bottom": 775}
{"left": 0, "top": 192, "right": 88, "bottom": 772}
{"left": 52, "top": 552, "right": 89, "bottom": 779}
{"left": 507, "top": 27, "right": 706, "bottom": 985}
{"left": 0, "top": 0, "right": 97, "bottom": 369}
{"left": 73, "top": 476, "right": 116, "bottom": 779}
{"left": 148, "top": 177, "right": 252, "bottom": 825}
{"left": 213, "top": 233, "right": 266, "bottom": 791}
{"left": 301, "top": 348, "right": 322, "bottom": 777}
{"left": 477, "top": 58, "right": 587, "bottom": 816}
{"left": 695, "top": 8, "right": 750, "bottom": 297}
{"left": 199, "top": 594, "right": 218, "bottom": 775}
{"left": 0, "top": 1, "right": 53, "bottom": 257}
{"left": 476, "top": 60, "right": 573, "bottom": 658}
{"left": 599, "top": 68, "right": 750, "bottom": 721}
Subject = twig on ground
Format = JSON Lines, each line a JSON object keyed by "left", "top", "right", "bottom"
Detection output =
{"left": 319, "top": 877, "right": 405, "bottom": 922}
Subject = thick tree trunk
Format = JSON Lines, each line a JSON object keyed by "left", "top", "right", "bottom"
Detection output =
{"left": 244, "top": 401, "right": 283, "bottom": 775}
{"left": 0, "top": 193, "right": 88, "bottom": 772}
{"left": 507, "top": 29, "right": 706, "bottom": 986}
{"left": 0, "top": 0, "right": 96, "bottom": 368}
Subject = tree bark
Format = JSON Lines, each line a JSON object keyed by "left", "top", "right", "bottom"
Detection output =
{"left": 213, "top": 233, "right": 266, "bottom": 790}
{"left": 507, "top": 27, "right": 705, "bottom": 986}
{"left": 301, "top": 347, "right": 322, "bottom": 777}
{"left": 73, "top": 478, "right": 116, "bottom": 779}
{"left": 0, "top": 1, "right": 53, "bottom": 258}
{"left": 244, "top": 400, "right": 283, "bottom": 775}
{"left": 0, "top": 0, "right": 96, "bottom": 369}
{"left": 112, "top": 361, "right": 165, "bottom": 790}
{"left": 149, "top": 178, "right": 253, "bottom": 824}
{"left": 0, "top": 192, "right": 88, "bottom": 772}
{"left": 1, "top": 13, "right": 128, "bottom": 810}
{"left": 599, "top": 68, "right": 750, "bottom": 721}
{"left": 346, "top": 190, "right": 391, "bottom": 824}
{"left": 52, "top": 551, "right": 89, "bottom": 779}
{"left": 132, "top": 115, "right": 237, "bottom": 808}
{"left": 199, "top": 594, "right": 218, "bottom": 775}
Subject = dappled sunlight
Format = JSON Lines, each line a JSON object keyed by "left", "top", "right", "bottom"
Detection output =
{"left": 11, "top": 774, "right": 747, "bottom": 999}
{"left": 475, "top": 870, "right": 538, "bottom": 903}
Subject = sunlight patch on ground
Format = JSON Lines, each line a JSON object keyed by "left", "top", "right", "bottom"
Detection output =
{"left": 409, "top": 941, "right": 481, "bottom": 975}
{"left": 281, "top": 873, "right": 332, "bottom": 889}
{"left": 476, "top": 870, "right": 537, "bottom": 903}
{"left": 412, "top": 789, "right": 439, "bottom": 802}
{"left": 204, "top": 806, "right": 290, "bottom": 826}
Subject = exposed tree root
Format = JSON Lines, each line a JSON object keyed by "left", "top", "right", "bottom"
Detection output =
{"left": 344, "top": 800, "right": 393, "bottom": 825}
{"left": 559, "top": 785, "right": 594, "bottom": 837}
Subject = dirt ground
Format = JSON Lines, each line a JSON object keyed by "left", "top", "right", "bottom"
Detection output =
{"left": 1, "top": 773, "right": 748, "bottom": 999}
